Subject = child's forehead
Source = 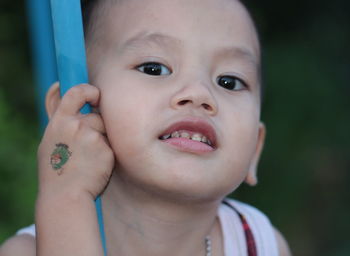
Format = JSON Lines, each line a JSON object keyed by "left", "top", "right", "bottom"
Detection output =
{"left": 106, "top": 0, "right": 256, "bottom": 30}
{"left": 100, "top": 0, "right": 260, "bottom": 53}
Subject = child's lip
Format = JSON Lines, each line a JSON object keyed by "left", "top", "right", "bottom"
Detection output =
{"left": 162, "top": 137, "right": 214, "bottom": 154}
{"left": 159, "top": 117, "right": 217, "bottom": 149}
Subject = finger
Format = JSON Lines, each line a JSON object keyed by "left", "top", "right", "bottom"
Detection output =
{"left": 58, "top": 84, "right": 100, "bottom": 116}
{"left": 45, "top": 82, "right": 60, "bottom": 119}
{"left": 80, "top": 113, "right": 106, "bottom": 134}
{"left": 80, "top": 118, "right": 111, "bottom": 148}
{"left": 102, "top": 134, "right": 112, "bottom": 148}
{"left": 91, "top": 106, "right": 101, "bottom": 114}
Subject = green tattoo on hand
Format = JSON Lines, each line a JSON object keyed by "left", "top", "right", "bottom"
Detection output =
{"left": 50, "top": 143, "right": 72, "bottom": 175}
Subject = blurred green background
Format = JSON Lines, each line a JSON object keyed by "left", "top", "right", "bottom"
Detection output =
{"left": 0, "top": 0, "right": 349, "bottom": 255}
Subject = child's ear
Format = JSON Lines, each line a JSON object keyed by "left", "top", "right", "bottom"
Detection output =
{"left": 245, "top": 122, "right": 266, "bottom": 186}
{"left": 45, "top": 82, "right": 61, "bottom": 119}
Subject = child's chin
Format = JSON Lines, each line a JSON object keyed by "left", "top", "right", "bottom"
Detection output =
{"left": 140, "top": 176, "right": 228, "bottom": 203}
{"left": 117, "top": 161, "right": 234, "bottom": 202}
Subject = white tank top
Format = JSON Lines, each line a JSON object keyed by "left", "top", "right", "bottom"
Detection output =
{"left": 16, "top": 199, "right": 278, "bottom": 255}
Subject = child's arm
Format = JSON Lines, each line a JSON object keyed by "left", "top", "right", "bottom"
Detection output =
{"left": 35, "top": 189, "right": 104, "bottom": 256}
{"left": 35, "top": 83, "right": 114, "bottom": 256}
{"left": 0, "top": 83, "right": 113, "bottom": 256}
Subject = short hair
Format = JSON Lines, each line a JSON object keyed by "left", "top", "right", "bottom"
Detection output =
{"left": 81, "top": 0, "right": 104, "bottom": 42}
{"left": 81, "top": 0, "right": 96, "bottom": 37}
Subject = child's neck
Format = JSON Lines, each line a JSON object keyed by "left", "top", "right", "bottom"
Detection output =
{"left": 101, "top": 171, "right": 224, "bottom": 256}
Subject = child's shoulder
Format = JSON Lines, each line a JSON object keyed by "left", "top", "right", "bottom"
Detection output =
{"left": 220, "top": 198, "right": 292, "bottom": 256}
{"left": 0, "top": 233, "right": 36, "bottom": 256}
{"left": 220, "top": 198, "right": 275, "bottom": 228}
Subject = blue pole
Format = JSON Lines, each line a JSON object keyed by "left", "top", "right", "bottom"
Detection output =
{"left": 26, "top": 0, "right": 58, "bottom": 130}
{"left": 28, "top": 0, "right": 106, "bottom": 254}
{"left": 50, "top": 0, "right": 90, "bottom": 114}
{"left": 49, "top": 1, "right": 106, "bottom": 254}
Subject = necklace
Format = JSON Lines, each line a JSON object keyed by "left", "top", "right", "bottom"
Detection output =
{"left": 205, "top": 236, "right": 212, "bottom": 256}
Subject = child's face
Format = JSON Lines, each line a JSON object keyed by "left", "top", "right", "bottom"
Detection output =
{"left": 89, "top": 0, "right": 264, "bottom": 199}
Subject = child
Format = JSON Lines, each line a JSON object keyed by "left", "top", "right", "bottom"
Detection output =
{"left": 0, "top": 0, "right": 291, "bottom": 255}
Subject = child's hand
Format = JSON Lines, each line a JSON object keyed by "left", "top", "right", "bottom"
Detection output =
{"left": 37, "top": 83, "right": 114, "bottom": 201}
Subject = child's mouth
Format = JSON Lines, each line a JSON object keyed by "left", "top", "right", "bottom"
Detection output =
{"left": 159, "top": 130, "right": 212, "bottom": 147}
{"left": 158, "top": 118, "right": 217, "bottom": 153}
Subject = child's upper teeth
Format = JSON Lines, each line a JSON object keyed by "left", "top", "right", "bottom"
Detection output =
{"left": 171, "top": 131, "right": 180, "bottom": 138}
{"left": 162, "top": 131, "right": 212, "bottom": 146}
{"left": 160, "top": 134, "right": 171, "bottom": 140}
{"left": 180, "top": 132, "right": 190, "bottom": 139}
{"left": 191, "top": 133, "right": 202, "bottom": 141}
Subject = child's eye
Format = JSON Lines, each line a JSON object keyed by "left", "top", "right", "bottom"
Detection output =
{"left": 136, "top": 62, "right": 171, "bottom": 76}
{"left": 216, "top": 75, "right": 247, "bottom": 91}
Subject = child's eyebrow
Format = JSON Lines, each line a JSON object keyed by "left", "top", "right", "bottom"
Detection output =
{"left": 215, "top": 46, "right": 259, "bottom": 69}
{"left": 120, "top": 32, "right": 183, "bottom": 51}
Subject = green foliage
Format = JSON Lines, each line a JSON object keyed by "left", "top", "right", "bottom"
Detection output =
{"left": 0, "top": 0, "right": 39, "bottom": 243}
{"left": 0, "top": 89, "right": 38, "bottom": 242}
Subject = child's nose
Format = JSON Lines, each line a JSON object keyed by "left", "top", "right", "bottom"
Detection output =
{"left": 170, "top": 79, "right": 218, "bottom": 116}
